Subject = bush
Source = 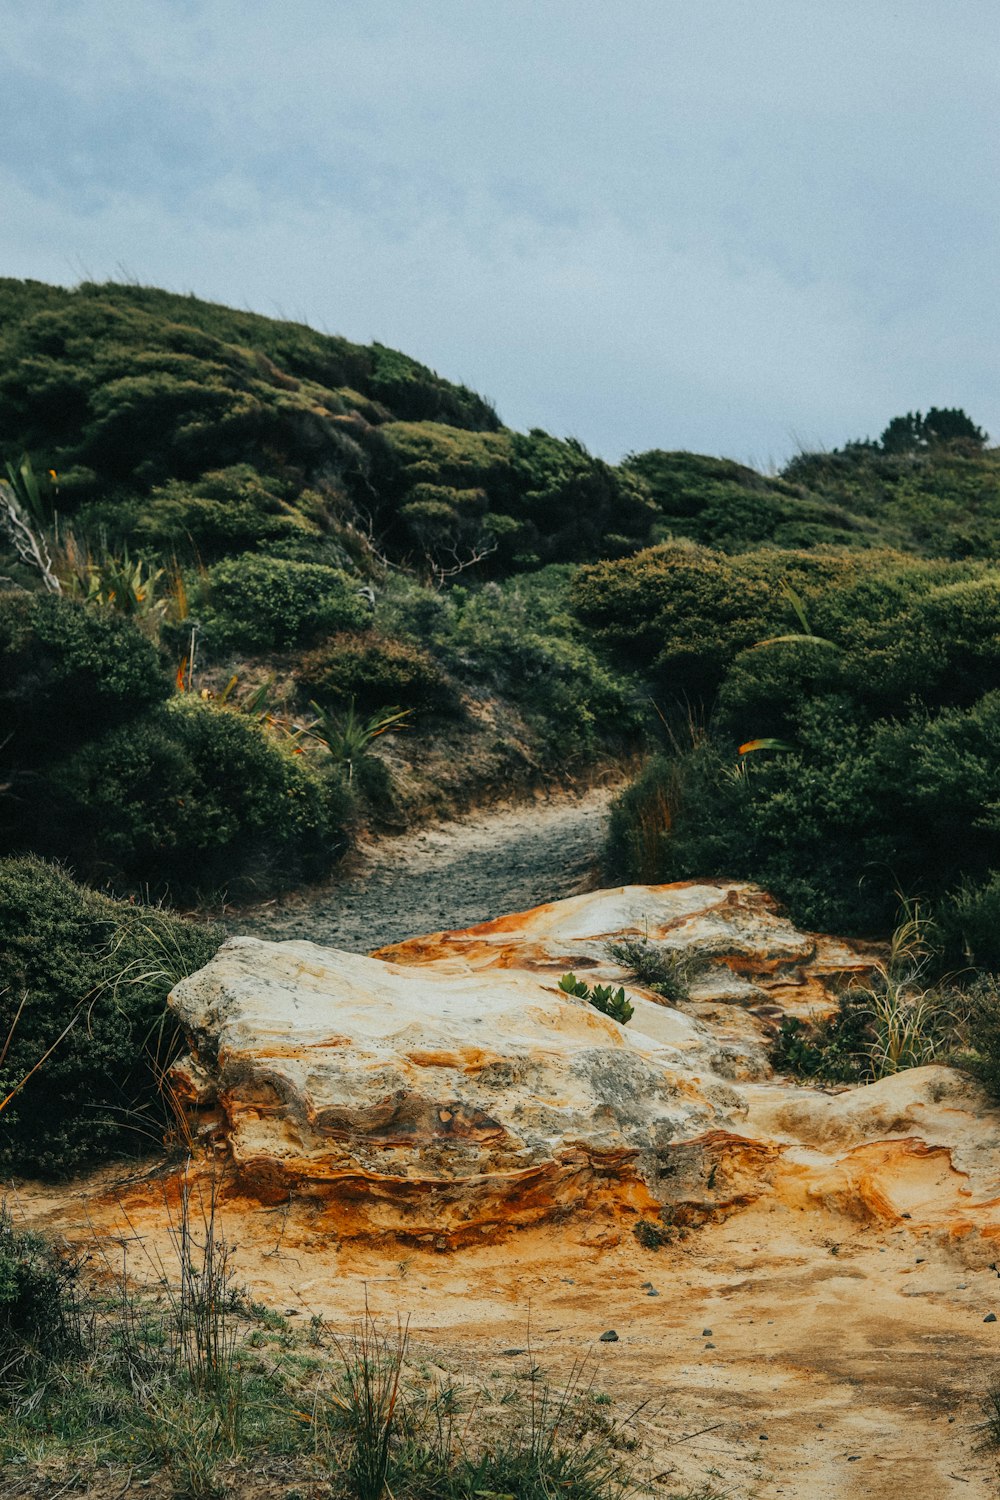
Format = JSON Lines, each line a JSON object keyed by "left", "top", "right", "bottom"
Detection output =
{"left": 961, "top": 974, "right": 1000, "bottom": 1098}
{"left": 0, "top": 590, "right": 168, "bottom": 766}
{"left": 0, "top": 856, "right": 220, "bottom": 1174}
{"left": 198, "top": 554, "right": 370, "bottom": 652}
{"left": 0, "top": 1207, "right": 81, "bottom": 1377}
{"left": 298, "top": 631, "right": 456, "bottom": 713}
{"left": 33, "top": 697, "right": 353, "bottom": 897}
{"left": 80, "top": 464, "right": 326, "bottom": 560}
{"left": 941, "top": 874, "right": 1000, "bottom": 968}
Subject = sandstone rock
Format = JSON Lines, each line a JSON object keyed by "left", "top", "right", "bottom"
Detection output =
{"left": 168, "top": 881, "right": 1000, "bottom": 1248}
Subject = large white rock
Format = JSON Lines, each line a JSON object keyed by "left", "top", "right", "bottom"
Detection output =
{"left": 169, "top": 881, "right": 894, "bottom": 1244}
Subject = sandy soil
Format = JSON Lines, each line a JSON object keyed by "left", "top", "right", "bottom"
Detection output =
{"left": 15, "top": 1158, "right": 1000, "bottom": 1500}
{"left": 230, "top": 781, "right": 620, "bottom": 952}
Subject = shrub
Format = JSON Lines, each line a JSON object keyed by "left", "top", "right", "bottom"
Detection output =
{"left": 961, "top": 974, "right": 1000, "bottom": 1098}
{"left": 80, "top": 464, "right": 325, "bottom": 559}
{"left": 0, "top": 589, "right": 168, "bottom": 766}
{"left": 298, "top": 631, "right": 456, "bottom": 713}
{"left": 0, "top": 856, "right": 220, "bottom": 1174}
{"left": 34, "top": 697, "right": 353, "bottom": 897}
{"left": 0, "top": 1206, "right": 81, "bottom": 1377}
{"left": 198, "top": 554, "right": 370, "bottom": 653}
{"left": 941, "top": 874, "right": 1000, "bottom": 969}
{"left": 604, "top": 936, "right": 703, "bottom": 1002}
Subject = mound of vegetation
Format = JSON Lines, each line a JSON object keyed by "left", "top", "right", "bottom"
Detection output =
{"left": 3, "top": 274, "right": 1000, "bottom": 977}
{"left": 0, "top": 857, "right": 220, "bottom": 1175}
{"left": 590, "top": 454, "right": 1000, "bottom": 943}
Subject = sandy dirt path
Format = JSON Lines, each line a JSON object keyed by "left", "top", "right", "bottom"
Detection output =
{"left": 231, "top": 782, "right": 620, "bottom": 952}
{"left": 18, "top": 1166, "right": 1000, "bottom": 1500}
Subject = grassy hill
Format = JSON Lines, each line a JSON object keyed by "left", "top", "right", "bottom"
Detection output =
{"left": 4, "top": 275, "right": 1000, "bottom": 1168}
{"left": 3, "top": 280, "right": 1000, "bottom": 917}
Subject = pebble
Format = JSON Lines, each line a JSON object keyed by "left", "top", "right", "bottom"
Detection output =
{"left": 985, "top": 1313, "right": 997, "bottom": 1323}
{"left": 501, "top": 1347, "right": 527, "bottom": 1356}
{"left": 702, "top": 1327, "right": 713, "bottom": 1336}
{"left": 704, "top": 1342, "right": 716, "bottom": 1349}
{"left": 599, "top": 1330, "right": 619, "bottom": 1343}
{"left": 647, "top": 1288, "right": 660, "bottom": 1297}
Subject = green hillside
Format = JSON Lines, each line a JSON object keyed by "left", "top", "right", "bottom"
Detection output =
{"left": 4, "top": 275, "right": 1000, "bottom": 1168}
{"left": 3, "top": 280, "right": 1000, "bottom": 924}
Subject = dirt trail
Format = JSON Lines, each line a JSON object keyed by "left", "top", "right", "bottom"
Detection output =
{"left": 231, "top": 781, "right": 620, "bottom": 951}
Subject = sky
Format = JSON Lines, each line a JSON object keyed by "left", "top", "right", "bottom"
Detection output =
{"left": 1, "top": 1, "right": 997, "bottom": 466}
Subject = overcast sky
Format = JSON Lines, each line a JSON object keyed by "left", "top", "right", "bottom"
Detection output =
{"left": 1, "top": 1, "right": 996, "bottom": 465}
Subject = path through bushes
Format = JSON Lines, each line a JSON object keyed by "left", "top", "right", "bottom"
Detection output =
{"left": 231, "top": 782, "right": 619, "bottom": 951}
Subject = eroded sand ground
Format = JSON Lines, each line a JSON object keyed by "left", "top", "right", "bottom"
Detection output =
{"left": 15, "top": 1156, "right": 1000, "bottom": 1499}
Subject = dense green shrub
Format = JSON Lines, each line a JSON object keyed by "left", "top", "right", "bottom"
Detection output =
{"left": 198, "top": 554, "right": 370, "bottom": 653}
{"left": 77, "top": 464, "right": 328, "bottom": 559}
{"left": 626, "top": 448, "right": 873, "bottom": 552}
{"left": 298, "top": 631, "right": 456, "bottom": 713}
{"left": 960, "top": 974, "right": 1000, "bottom": 1097}
{"left": 0, "top": 1207, "right": 81, "bottom": 1375}
{"left": 0, "top": 590, "right": 168, "bottom": 766}
{"left": 0, "top": 856, "right": 220, "bottom": 1174}
{"left": 940, "top": 875, "right": 1000, "bottom": 969}
{"left": 33, "top": 697, "right": 352, "bottom": 896}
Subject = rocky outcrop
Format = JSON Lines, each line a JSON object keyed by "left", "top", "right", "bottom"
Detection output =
{"left": 169, "top": 881, "right": 1000, "bottom": 1248}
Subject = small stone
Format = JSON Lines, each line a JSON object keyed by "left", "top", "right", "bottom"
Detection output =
{"left": 647, "top": 1288, "right": 660, "bottom": 1297}
{"left": 985, "top": 1313, "right": 997, "bottom": 1323}
{"left": 640, "top": 1281, "right": 654, "bottom": 1289}
{"left": 704, "top": 1342, "right": 716, "bottom": 1349}
{"left": 702, "top": 1327, "right": 712, "bottom": 1336}
{"left": 759, "top": 1433, "right": 768, "bottom": 1441}
{"left": 915, "top": 1257, "right": 924, "bottom": 1264}
{"left": 599, "top": 1330, "right": 619, "bottom": 1343}
{"left": 501, "top": 1348, "right": 526, "bottom": 1356}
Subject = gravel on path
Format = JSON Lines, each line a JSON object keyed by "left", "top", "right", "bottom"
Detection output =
{"left": 229, "top": 780, "right": 617, "bottom": 954}
{"left": 229, "top": 783, "right": 620, "bottom": 953}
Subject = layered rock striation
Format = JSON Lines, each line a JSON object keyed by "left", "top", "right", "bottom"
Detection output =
{"left": 169, "top": 880, "right": 1000, "bottom": 1248}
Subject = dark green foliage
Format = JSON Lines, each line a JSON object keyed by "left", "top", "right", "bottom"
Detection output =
{"left": 604, "top": 936, "right": 701, "bottom": 1003}
{"left": 632, "top": 1219, "right": 672, "bottom": 1250}
{"left": 366, "top": 421, "right": 656, "bottom": 574}
{"left": 770, "top": 998, "right": 872, "bottom": 1084}
{"left": 0, "top": 589, "right": 168, "bottom": 766}
{"left": 0, "top": 1207, "right": 81, "bottom": 1377}
{"left": 960, "top": 974, "right": 1000, "bottom": 1098}
{"left": 626, "top": 448, "right": 873, "bottom": 552}
{"left": 35, "top": 697, "right": 352, "bottom": 897}
{"left": 298, "top": 631, "right": 456, "bottom": 714}
{"left": 198, "top": 554, "right": 370, "bottom": 653}
{"left": 880, "top": 407, "right": 987, "bottom": 453}
{"left": 782, "top": 439, "right": 1000, "bottom": 560}
{"left": 385, "top": 568, "right": 644, "bottom": 755}
{"left": 941, "top": 875, "right": 1000, "bottom": 969}
{"left": 0, "top": 857, "right": 220, "bottom": 1173}
{"left": 79, "top": 464, "right": 333, "bottom": 560}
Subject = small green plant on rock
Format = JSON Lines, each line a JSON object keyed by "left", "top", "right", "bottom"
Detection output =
{"left": 558, "top": 973, "right": 634, "bottom": 1026}
{"left": 604, "top": 934, "right": 704, "bottom": 1003}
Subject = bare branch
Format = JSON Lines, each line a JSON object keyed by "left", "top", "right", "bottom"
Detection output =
{"left": 0, "top": 479, "right": 61, "bottom": 593}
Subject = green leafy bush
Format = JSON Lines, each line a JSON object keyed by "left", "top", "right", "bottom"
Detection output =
{"left": 299, "top": 631, "right": 456, "bottom": 713}
{"left": 960, "top": 974, "right": 1000, "bottom": 1098}
{"left": 198, "top": 554, "right": 370, "bottom": 653}
{"left": 34, "top": 697, "right": 352, "bottom": 897}
{"left": 0, "top": 589, "right": 168, "bottom": 765}
{"left": 604, "top": 935, "right": 702, "bottom": 1002}
{"left": 0, "top": 1206, "right": 81, "bottom": 1376}
{"left": 0, "top": 856, "right": 220, "bottom": 1174}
